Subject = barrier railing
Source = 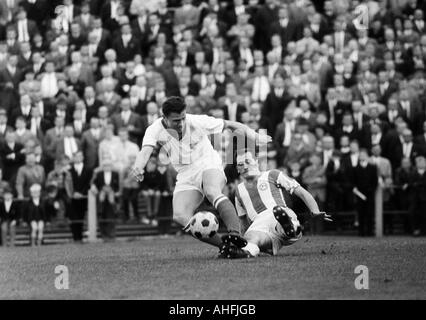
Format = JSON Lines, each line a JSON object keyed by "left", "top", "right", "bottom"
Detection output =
{"left": 87, "top": 190, "right": 97, "bottom": 243}
{"left": 85, "top": 191, "right": 176, "bottom": 242}
{"left": 6, "top": 186, "right": 407, "bottom": 242}
{"left": 375, "top": 186, "right": 383, "bottom": 237}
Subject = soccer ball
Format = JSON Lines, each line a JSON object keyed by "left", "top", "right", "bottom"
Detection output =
{"left": 189, "top": 211, "right": 219, "bottom": 239}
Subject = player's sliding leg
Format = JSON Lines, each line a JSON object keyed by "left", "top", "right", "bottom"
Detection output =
{"left": 220, "top": 230, "right": 273, "bottom": 259}
{"left": 273, "top": 206, "right": 302, "bottom": 238}
{"left": 202, "top": 169, "right": 247, "bottom": 247}
{"left": 173, "top": 190, "right": 223, "bottom": 248}
{"left": 225, "top": 208, "right": 303, "bottom": 259}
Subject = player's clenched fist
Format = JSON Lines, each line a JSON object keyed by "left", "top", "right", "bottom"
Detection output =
{"left": 257, "top": 133, "right": 273, "bottom": 144}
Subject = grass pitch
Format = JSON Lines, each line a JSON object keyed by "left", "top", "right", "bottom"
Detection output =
{"left": 0, "top": 235, "right": 425, "bottom": 300}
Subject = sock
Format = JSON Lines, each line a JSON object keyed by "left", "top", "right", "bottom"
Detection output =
{"left": 213, "top": 195, "right": 240, "bottom": 234}
{"left": 242, "top": 242, "right": 260, "bottom": 257}
{"left": 182, "top": 220, "right": 191, "bottom": 233}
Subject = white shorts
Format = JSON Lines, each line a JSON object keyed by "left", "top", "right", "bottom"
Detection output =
{"left": 174, "top": 157, "right": 226, "bottom": 195}
{"left": 245, "top": 207, "right": 302, "bottom": 255}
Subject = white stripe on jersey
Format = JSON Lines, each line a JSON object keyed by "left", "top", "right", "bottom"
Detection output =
{"left": 237, "top": 183, "right": 258, "bottom": 221}
{"left": 257, "top": 171, "right": 279, "bottom": 210}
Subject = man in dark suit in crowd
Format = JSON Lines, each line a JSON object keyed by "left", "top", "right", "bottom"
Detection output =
{"left": 90, "top": 158, "right": 120, "bottom": 241}
{"left": 319, "top": 88, "right": 349, "bottom": 130}
{"left": 382, "top": 120, "right": 405, "bottom": 171}
{"left": 71, "top": 109, "right": 89, "bottom": 139}
{"left": 17, "top": 42, "right": 33, "bottom": 71}
{"left": 141, "top": 12, "right": 170, "bottom": 56}
{"left": 351, "top": 100, "right": 369, "bottom": 133}
{"left": 112, "top": 23, "right": 141, "bottom": 63}
{"left": 111, "top": 97, "right": 143, "bottom": 145}
{"left": 100, "top": 0, "right": 122, "bottom": 32}
{"left": 69, "top": 151, "right": 92, "bottom": 243}
{"left": 325, "top": 150, "right": 346, "bottom": 229}
{"left": 91, "top": 17, "right": 112, "bottom": 53}
{"left": 19, "top": 0, "right": 49, "bottom": 33}
{"left": 83, "top": 86, "right": 103, "bottom": 122}
{"left": 29, "top": 106, "right": 51, "bottom": 143}
{"left": 32, "top": 90, "right": 54, "bottom": 123}
{"left": 384, "top": 122, "right": 422, "bottom": 170}
{"left": 398, "top": 89, "right": 424, "bottom": 135}
{"left": 0, "top": 130, "right": 25, "bottom": 186}
{"left": 116, "top": 60, "right": 137, "bottom": 97}
{"left": 334, "top": 113, "right": 360, "bottom": 148}
{"left": 74, "top": 1, "right": 95, "bottom": 37}
{"left": 0, "top": 109, "right": 13, "bottom": 145}
{"left": 353, "top": 149, "right": 379, "bottom": 236}
{"left": 269, "top": 5, "right": 301, "bottom": 49}
{"left": 54, "top": 125, "right": 81, "bottom": 163}
{"left": 377, "top": 70, "right": 398, "bottom": 105}
{"left": 0, "top": 54, "right": 22, "bottom": 114}
{"left": 414, "top": 121, "right": 426, "bottom": 156}
{"left": 409, "top": 154, "right": 426, "bottom": 236}
{"left": 274, "top": 108, "right": 297, "bottom": 167}
{"left": 13, "top": 6, "right": 39, "bottom": 43}
{"left": 131, "top": 6, "right": 148, "bottom": 40}
{"left": 80, "top": 117, "right": 102, "bottom": 172}
{"left": 9, "top": 94, "right": 32, "bottom": 127}
{"left": 379, "top": 97, "right": 404, "bottom": 129}
{"left": 309, "top": 13, "right": 328, "bottom": 42}
{"left": 140, "top": 101, "right": 160, "bottom": 140}
{"left": 0, "top": 186, "right": 19, "bottom": 246}
{"left": 220, "top": 0, "right": 249, "bottom": 28}
{"left": 43, "top": 116, "right": 65, "bottom": 174}
{"left": 219, "top": 83, "right": 246, "bottom": 123}
{"left": 262, "top": 74, "right": 292, "bottom": 136}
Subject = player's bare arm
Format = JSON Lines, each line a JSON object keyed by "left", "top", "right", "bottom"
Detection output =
{"left": 224, "top": 120, "right": 272, "bottom": 145}
{"left": 293, "top": 186, "right": 333, "bottom": 222}
{"left": 132, "top": 145, "right": 154, "bottom": 182}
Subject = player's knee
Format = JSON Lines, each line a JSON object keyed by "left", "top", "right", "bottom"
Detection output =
{"left": 203, "top": 185, "right": 221, "bottom": 203}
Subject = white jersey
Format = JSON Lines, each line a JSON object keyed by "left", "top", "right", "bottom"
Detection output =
{"left": 142, "top": 114, "right": 224, "bottom": 174}
{"left": 235, "top": 170, "right": 300, "bottom": 223}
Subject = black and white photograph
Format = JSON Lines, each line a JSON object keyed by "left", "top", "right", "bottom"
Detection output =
{"left": 0, "top": 0, "right": 426, "bottom": 308}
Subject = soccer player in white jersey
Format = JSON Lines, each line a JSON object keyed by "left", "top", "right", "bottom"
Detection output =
{"left": 221, "top": 149, "right": 332, "bottom": 259}
{"left": 132, "top": 97, "right": 271, "bottom": 251}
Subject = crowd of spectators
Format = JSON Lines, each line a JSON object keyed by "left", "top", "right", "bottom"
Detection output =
{"left": 1, "top": 0, "right": 426, "bottom": 246}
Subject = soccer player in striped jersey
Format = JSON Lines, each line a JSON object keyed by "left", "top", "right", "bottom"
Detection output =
{"left": 221, "top": 150, "right": 332, "bottom": 259}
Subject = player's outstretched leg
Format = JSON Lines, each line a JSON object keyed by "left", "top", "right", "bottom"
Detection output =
{"left": 219, "top": 242, "right": 253, "bottom": 259}
{"left": 222, "top": 231, "right": 270, "bottom": 259}
{"left": 173, "top": 190, "right": 224, "bottom": 248}
{"left": 202, "top": 169, "right": 247, "bottom": 247}
{"left": 273, "top": 206, "right": 301, "bottom": 238}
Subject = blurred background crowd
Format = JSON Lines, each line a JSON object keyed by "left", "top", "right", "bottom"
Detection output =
{"left": 1, "top": 0, "right": 426, "bottom": 246}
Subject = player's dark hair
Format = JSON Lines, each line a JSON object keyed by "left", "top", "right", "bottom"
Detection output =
{"left": 162, "top": 96, "right": 187, "bottom": 117}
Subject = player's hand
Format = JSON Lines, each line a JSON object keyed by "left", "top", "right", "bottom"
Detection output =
{"left": 312, "top": 212, "right": 333, "bottom": 222}
{"left": 257, "top": 133, "right": 272, "bottom": 144}
{"left": 131, "top": 167, "right": 145, "bottom": 182}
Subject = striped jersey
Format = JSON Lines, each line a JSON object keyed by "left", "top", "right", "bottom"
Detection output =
{"left": 235, "top": 169, "right": 300, "bottom": 222}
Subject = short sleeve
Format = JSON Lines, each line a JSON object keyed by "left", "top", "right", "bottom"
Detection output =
{"left": 142, "top": 121, "right": 161, "bottom": 148}
{"left": 277, "top": 172, "right": 300, "bottom": 195}
{"left": 189, "top": 115, "right": 225, "bottom": 135}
